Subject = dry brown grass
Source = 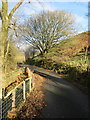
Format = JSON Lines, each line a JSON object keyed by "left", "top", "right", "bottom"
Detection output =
{"left": 16, "top": 73, "right": 47, "bottom": 119}
{"left": 5, "top": 73, "right": 27, "bottom": 94}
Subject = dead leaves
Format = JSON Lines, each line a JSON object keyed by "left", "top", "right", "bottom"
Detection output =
{"left": 17, "top": 73, "right": 47, "bottom": 119}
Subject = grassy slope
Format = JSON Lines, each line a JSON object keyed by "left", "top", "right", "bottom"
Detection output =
{"left": 30, "top": 31, "right": 89, "bottom": 93}
{"left": 46, "top": 31, "right": 90, "bottom": 69}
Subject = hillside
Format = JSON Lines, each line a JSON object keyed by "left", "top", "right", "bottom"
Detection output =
{"left": 28, "top": 31, "right": 90, "bottom": 93}
{"left": 46, "top": 31, "right": 90, "bottom": 68}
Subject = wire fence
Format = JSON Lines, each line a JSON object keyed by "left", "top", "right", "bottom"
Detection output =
{"left": 2, "top": 94, "right": 12, "bottom": 118}
{"left": 15, "top": 84, "right": 23, "bottom": 108}
{"left": 25, "top": 79, "right": 30, "bottom": 95}
{"left": 0, "top": 74, "right": 34, "bottom": 119}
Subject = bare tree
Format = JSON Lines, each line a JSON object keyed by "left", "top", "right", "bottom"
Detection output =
{"left": 1, "top": 0, "right": 24, "bottom": 73}
{"left": 21, "top": 10, "right": 76, "bottom": 56}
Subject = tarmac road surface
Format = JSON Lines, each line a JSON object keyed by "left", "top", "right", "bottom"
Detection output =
{"left": 23, "top": 65, "right": 88, "bottom": 118}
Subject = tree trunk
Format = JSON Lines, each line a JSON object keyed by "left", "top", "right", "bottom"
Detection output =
{"left": 2, "top": 1, "right": 8, "bottom": 73}
{"left": 2, "top": 0, "right": 24, "bottom": 73}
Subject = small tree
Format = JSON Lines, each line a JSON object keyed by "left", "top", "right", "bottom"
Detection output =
{"left": 21, "top": 10, "right": 76, "bottom": 56}
{"left": 1, "top": 0, "right": 24, "bottom": 73}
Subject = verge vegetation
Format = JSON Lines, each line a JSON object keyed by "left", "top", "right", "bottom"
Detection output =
{"left": 6, "top": 42, "right": 25, "bottom": 73}
{"left": 16, "top": 73, "right": 46, "bottom": 119}
{"left": 1, "top": 41, "right": 25, "bottom": 88}
{"left": 26, "top": 31, "right": 90, "bottom": 94}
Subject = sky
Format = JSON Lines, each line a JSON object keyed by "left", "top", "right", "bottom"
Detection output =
{"left": 0, "top": 0, "right": 89, "bottom": 50}
{"left": 0, "top": 0, "right": 89, "bottom": 33}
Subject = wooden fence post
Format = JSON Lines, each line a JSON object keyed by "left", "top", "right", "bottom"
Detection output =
{"left": 2, "top": 88, "right": 5, "bottom": 100}
{"left": 12, "top": 90, "right": 15, "bottom": 108}
{"left": 26, "top": 67, "right": 31, "bottom": 78}
{"left": 23, "top": 81, "right": 26, "bottom": 100}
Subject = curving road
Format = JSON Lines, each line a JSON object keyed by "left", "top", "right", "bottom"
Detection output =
{"left": 24, "top": 65, "right": 88, "bottom": 118}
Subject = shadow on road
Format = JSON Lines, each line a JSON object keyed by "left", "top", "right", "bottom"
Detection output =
{"left": 34, "top": 71, "right": 88, "bottom": 118}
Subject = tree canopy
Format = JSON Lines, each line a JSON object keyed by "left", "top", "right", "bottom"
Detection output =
{"left": 21, "top": 10, "right": 76, "bottom": 56}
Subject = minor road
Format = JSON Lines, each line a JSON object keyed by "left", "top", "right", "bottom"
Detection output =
{"left": 24, "top": 65, "right": 88, "bottom": 118}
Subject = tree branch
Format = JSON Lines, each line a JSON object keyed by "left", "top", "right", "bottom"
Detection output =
{"left": 8, "top": 0, "right": 24, "bottom": 22}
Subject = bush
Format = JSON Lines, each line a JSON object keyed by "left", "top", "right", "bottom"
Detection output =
{"left": 6, "top": 42, "right": 24, "bottom": 73}
{"left": 26, "top": 57, "right": 89, "bottom": 90}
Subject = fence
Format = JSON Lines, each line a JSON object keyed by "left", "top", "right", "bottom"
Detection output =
{"left": 0, "top": 75, "right": 34, "bottom": 119}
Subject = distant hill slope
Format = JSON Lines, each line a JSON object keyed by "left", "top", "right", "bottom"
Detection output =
{"left": 46, "top": 31, "right": 89, "bottom": 66}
